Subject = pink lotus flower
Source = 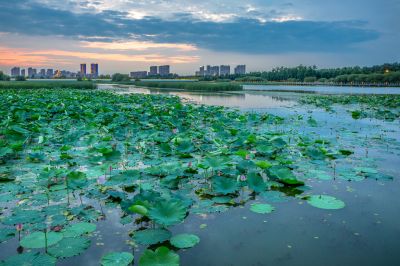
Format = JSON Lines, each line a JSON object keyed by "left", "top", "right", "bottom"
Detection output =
{"left": 97, "top": 175, "right": 106, "bottom": 185}
{"left": 16, "top": 224, "right": 23, "bottom": 231}
{"left": 172, "top": 128, "right": 178, "bottom": 134}
{"left": 245, "top": 154, "right": 250, "bottom": 160}
{"left": 240, "top": 175, "right": 247, "bottom": 181}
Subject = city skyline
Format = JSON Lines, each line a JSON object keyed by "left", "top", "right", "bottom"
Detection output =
{"left": 0, "top": 1, "right": 399, "bottom": 75}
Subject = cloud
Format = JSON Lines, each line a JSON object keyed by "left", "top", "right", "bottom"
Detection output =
{"left": 0, "top": 46, "right": 199, "bottom": 67}
{"left": 81, "top": 41, "right": 197, "bottom": 51}
{"left": 0, "top": 0, "right": 380, "bottom": 54}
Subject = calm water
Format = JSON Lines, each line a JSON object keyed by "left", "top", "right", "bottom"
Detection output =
{"left": 244, "top": 84, "right": 400, "bottom": 94}
{"left": 100, "top": 84, "right": 400, "bottom": 265}
{"left": 2, "top": 84, "right": 399, "bottom": 266}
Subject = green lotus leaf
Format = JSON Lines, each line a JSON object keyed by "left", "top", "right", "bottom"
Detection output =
{"left": 212, "top": 176, "right": 238, "bottom": 194}
{"left": 20, "top": 231, "right": 63, "bottom": 249}
{"left": 259, "top": 191, "right": 288, "bottom": 202}
{"left": 0, "top": 228, "right": 15, "bottom": 243}
{"left": 133, "top": 228, "right": 171, "bottom": 245}
{"left": 247, "top": 172, "right": 266, "bottom": 192}
{"left": 170, "top": 233, "right": 200, "bottom": 249}
{"left": 250, "top": 203, "right": 275, "bottom": 214}
{"left": 139, "top": 246, "right": 179, "bottom": 266}
{"left": 148, "top": 200, "right": 188, "bottom": 227}
{"left": 101, "top": 252, "right": 134, "bottom": 266}
{"left": 61, "top": 222, "right": 97, "bottom": 238}
{"left": 66, "top": 171, "right": 88, "bottom": 189}
{"left": 128, "top": 204, "right": 148, "bottom": 216}
{"left": 255, "top": 160, "right": 272, "bottom": 169}
{"left": 307, "top": 195, "right": 345, "bottom": 210}
{"left": 0, "top": 252, "right": 56, "bottom": 266}
{"left": 267, "top": 166, "right": 304, "bottom": 186}
{"left": 47, "top": 237, "right": 91, "bottom": 258}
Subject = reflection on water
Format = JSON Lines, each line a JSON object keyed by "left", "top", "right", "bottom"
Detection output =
{"left": 244, "top": 84, "right": 400, "bottom": 94}
{"left": 98, "top": 84, "right": 297, "bottom": 109}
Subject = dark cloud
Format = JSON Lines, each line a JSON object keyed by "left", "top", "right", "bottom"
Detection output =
{"left": 0, "top": 0, "right": 379, "bottom": 53}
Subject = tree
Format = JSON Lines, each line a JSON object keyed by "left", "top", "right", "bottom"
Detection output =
{"left": 111, "top": 73, "right": 131, "bottom": 82}
{"left": 15, "top": 75, "right": 26, "bottom": 81}
{"left": 0, "top": 71, "right": 10, "bottom": 81}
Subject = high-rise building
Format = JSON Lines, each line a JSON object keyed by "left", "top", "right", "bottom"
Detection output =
{"left": 220, "top": 65, "right": 230, "bottom": 76}
{"left": 210, "top": 66, "right": 220, "bottom": 76}
{"left": 199, "top": 66, "right": 205, "bottom": 76}
{"left": 158, "top": 65, "right": 170, "bottom": 76}
{"left": 91, "top": 63, "right": 99, "bottom": 78}
{"left": 21, "top": 69, "right": 25, "bottom": 77}
{"left": 40, "top": 69, "right": 46, "bottom": 77}
{"left": 46, "top": 69, "right": 54, "bottom": 78}
{"left": 149, "top": 66, "right": 158, "bottom": 76}
{"left": 80, "top": 64, "right": 87, "bottom": 77}
{"left": 28, "top": 68, "right": 37, "bottom": 78}
{"left": 234, "top": 65, "right": 246, "bottom": 75}
{"left": 130, "top": 71, "right": 147, "bottom": 79}
{"left": 11, "top": 67, "right": 20, "bottom": 77}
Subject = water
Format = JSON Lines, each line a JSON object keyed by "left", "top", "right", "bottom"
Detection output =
{"left": 244, "top": 84, "right": 400, "bottom": 95}
{"left": 2, "top": 84, "right": 399, "bottom": 266}
{"left": 100, "top": 84, "right": 400, "bottom": 266}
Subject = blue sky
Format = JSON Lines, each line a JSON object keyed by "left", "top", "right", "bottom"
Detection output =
{"left": 0, "top": 0, "right": 399, "bottom": 74}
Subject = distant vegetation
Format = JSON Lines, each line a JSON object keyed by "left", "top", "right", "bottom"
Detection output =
{"left": 0, "top": 81, "right": 96, "bottom": 90}
{"left": 134, "top": 81, "right": 243, "bottom": 91}
{"left": 0, "top": 71, "right": 10, "bottom": 81}
{"left": 238, "top": 63, "right": 400, "bottom": 84}
{"left": 111, "top": 73, "right": 131, "bottom": 82}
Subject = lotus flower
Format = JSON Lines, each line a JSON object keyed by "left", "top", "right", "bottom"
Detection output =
{"left": 172, "top": 128, "right": 178, "bottom": 134}
{"left": 188, "top": 162, "right": 192, "bottom": 168}
{"left": 16, "top": 224, "right": 23, "bottom": 231}
{"left": 240, "top": 174, "right": 247, "bottom": 181}
{"left": 97, "top": 175, "right": 106, "bottom": 185}
{"left": 245, "top": 154, "right": 250, "bottom": 160}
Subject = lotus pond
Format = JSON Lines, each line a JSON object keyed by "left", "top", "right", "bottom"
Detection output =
{"left": 0, "top": 86, "right": 399, "bottom": 266}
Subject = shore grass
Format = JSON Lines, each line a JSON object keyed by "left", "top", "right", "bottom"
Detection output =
{"left": 134, "top": 81, "right": 243, "bottom": 91}
{"left": 0, "top": 81, "right": 96, "bottom": 90}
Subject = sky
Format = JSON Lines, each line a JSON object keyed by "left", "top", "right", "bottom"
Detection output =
{"left": 0, "top": 0, "right": 399, "bottom": 75}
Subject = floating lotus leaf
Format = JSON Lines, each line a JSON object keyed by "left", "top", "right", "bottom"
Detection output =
{"left": 20, "top": 231, "right": 63, "bottom": 249}
{"left": 0, "top": 228, "right": 15, "bottom": 243}
{"left": 306, "top": 170, "right": 332, "bottom": 180}
{"left": 133, "top": 228, "right": 171, "bottom": 245}
{"left": 0, "top": 252, "right": 56, "bottom": 266}
{"left": 48, "top": 237, "right": 91, "bottom": 258}
{"left": 307, "top": 195, "right": 345, "bottom": 210}
{"left": 212, "top": 176, "right": 238, "bottom": 194}
{"left": 2, "top": 210, "right": 45, "bottom": 225}
{"left": 101, "top": 252, "right": 134, "bottom": 266}
{"left": 139, "top": 246, "right": 179, "bottom": 266}
{"left": 250, "top": 203, "right": 275, "bottom": 214}
{"left": 148, "top": 200, "right": 188, "bottom": 227}
{"left": 61, "top": 222, "right": 96, "bottom": 238}
{"left": 170, "top": 233, "right": 200, "bottom": 249}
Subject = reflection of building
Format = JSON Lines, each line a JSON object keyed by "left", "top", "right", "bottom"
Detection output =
{"left": 130, "top": 71, "right": 148, "bottom": 79}
{"left": 220, "top": 65, "right": 230, "bottom": 75}
{"left": 11, "top": 67, "right": 20, "bottom": 77}
{"left": 91, "top": 63, "right": 99, "bottom": 78}
{"left": 80, "top": 64, "right": 87, "bottom": 77}
{"left": 234, "top": 65, "right": 246, "bottom": 75}
{"left": 149, "top": 66, "right": 158, "bottom": 75}
{"left": 159, "top": 65, "right": 170, "bottom": 76}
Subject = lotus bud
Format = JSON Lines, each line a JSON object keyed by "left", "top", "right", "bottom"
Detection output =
{"left": 245, "top": 154, "right": 250, "bottom": 160}
{"left": 16, "top": 224, "right": 23, "bottom": 231}
{"left": 240, "top": 174, "right": 247, "bottom": 181}
{"left": 188, "top": 162, "right": 192, "bottom": 168}
{"left": 172, "top": 128, "right": 178, "bottom": 134}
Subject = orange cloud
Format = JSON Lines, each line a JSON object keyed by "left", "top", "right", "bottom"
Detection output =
{"left": 0, "top": 46, "right": 199, "bottom": 67}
